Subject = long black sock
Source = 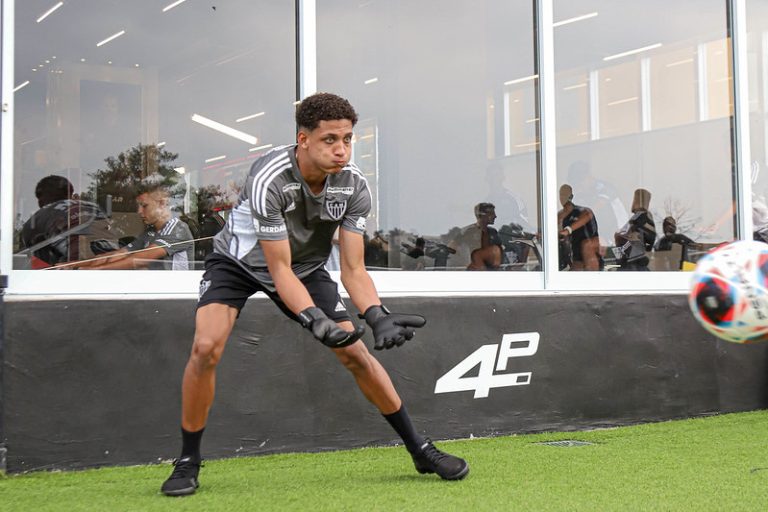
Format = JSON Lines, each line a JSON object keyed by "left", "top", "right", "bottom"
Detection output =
{"left": 383, "top": 405, "right": 425, "bottom": 453}
{"left": 181, "top": 427, "right": 204, "bottom": 461}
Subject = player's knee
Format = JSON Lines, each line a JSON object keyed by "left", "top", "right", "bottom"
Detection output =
{"left": 191, "top": 334, "right": 225, "bottom": 368}
{"left": 335, "top": 342, "right": 373, "bottom": 373}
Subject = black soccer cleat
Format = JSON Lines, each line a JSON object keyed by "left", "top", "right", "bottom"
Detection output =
{"left": 161, "top": 456, "right": 202, "bottom": 496}
{"left": 410, "top": 439, "right": 469, "bottom": 480}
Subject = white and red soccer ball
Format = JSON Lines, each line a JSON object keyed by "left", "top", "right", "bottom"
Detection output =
{"left": 689, "top": 240, "right": 768, "bottom": 344}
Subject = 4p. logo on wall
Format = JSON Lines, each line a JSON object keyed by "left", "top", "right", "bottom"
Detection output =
{"left": 434, "top": 332, "right": 539, "bottom": 399}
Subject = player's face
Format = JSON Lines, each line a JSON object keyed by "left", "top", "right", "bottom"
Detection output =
{"left": 300, "top": 119, "right": 354, "bottom": 175}
{"left": 137, "top": 192, "right": 166, "bottom": 226}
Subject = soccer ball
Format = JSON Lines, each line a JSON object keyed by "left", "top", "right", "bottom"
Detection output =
{"left": 689, "top": 240, "right": 768, "bottom": 343}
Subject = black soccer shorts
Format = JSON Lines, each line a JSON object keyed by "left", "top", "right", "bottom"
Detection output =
{"left": 197, "top": 253, "right": 352, "bottom": 323}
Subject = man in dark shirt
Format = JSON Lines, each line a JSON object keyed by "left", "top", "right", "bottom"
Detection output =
{"left": 558, "top": 184, "right": 601, "bottom": 271}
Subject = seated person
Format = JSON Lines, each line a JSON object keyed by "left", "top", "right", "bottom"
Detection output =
{"left": 615, "top": 188, "right": 656, "bottom": 271}
{"left": 19, "top": 175, "right": 116, "bottom": 269}
{"left": 449, "top": 202, "right": 504, "bottom": 270}
{"left": 68, "top": 178, "right": 193, "bottom": 270}
{"left": 655, "top": 216, "right": 693, "bottom": 262}
{"left": 557, "top": 184, "right": 601, "bottom": 271}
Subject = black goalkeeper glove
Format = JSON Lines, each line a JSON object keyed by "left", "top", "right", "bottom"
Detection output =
{"left": 298, "top": 306, "right": 365, "bottom": 348}
{"left": 360, "top": 305, "right": 427, "bottom": 350}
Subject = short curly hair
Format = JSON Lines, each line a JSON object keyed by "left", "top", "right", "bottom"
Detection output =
{"left": 295, "top": 92, "right": 358, "bottom": 131}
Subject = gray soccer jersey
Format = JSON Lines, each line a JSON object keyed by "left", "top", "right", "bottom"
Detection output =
{"left": 212, "top": 144, "right": 371, "bottom": 290}
{"left": 126, "top": 217, "right": 194, "bottom": 270}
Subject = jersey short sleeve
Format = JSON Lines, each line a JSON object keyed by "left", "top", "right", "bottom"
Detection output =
{"left": 156, "top": 219, "right": 194, "bottom": 255}
{"left": 341, "top": 170, "right": 371, "bottom": 235}
{"left": 249, "top": 174, "right": 289, "bottom": 241}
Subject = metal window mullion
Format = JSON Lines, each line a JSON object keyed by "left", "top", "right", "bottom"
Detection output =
{"left": 0, "top": 0, "right": 15, "bottom": 278}
{"left": 297, "top": 0, "right": 316, "bottom": 99}
{"left": 589, "top": 69, "right": 600, "bottom": 139}
{"left": 641, "top": 57, "right": 652, "bottom": 131}
{"left": 698, "top": 42, "right": 709, "bottom": 121}
{"left": 536, "top": 0, "right": 558, "bottom": 289}
{"left": 731, "top": 0, "right": 753, "bottom": 239}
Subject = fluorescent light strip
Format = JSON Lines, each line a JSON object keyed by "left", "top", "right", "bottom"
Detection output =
{"left": 96, "top": 30, "right": 126, "bottom": 47}
{"left": 553, "top": 12, "right": 598, "bottom": 28}
{"left": 563, "top": 82, "right": 588, "bottom": 91}
{"left": 13, "top": 81, "right": 30, "bottom": 93}
{"left": 603, "top": 43, "right": 662, "bottom": 61}
{"left": 162, "top": 0, "right": 188, "bottom": 12}
{"left": 249, "top": 144, "right": 273, "bottom": 152}
{"left": 205, "top": 155, "right": 227, "bottom": 163}
{"left": 525, "top": 118, "right": 540, "bottom": 124}
{"left": 191, "top": 114, "right": 258, "bottom": 144}
{"left": 37, "top": 1, "right": 64, "bottom": 23}
{"left": 174, "top": 167, "right": 186, "bottom": 175}
{"left": 236, "top": 112, "right": 265, "bottom": 123}
{"left": 666, "top": 58, "right": 694, "bottom": 68}
{"left": 157, "top": 141, "right": 166, "bottom": 147}
{"left": 504, "top": 74, "right": 538, "bottom": 86}
{"left": 514, "top": 142, "right": 540, "bottom": 148}
{"left": 606, "top": 96, "right": 638, "bottom": 106}
{"left": 364, "top": 77, "right": 379, "bottom": 85}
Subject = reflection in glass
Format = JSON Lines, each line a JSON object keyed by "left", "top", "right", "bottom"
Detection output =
{"left": 13, "top": 1, "right": 295, "bottom": 269}
{"left": 554, "top": 0, "right": 736, "bottom": 272}
{"left": 318, "top": 0, "right": 541, "bottom": 272}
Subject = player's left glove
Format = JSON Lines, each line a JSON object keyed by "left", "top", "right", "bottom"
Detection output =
{"left": 298, "top": 306, "right": 365, "bottom": 348}
{"left": 360, "top": 305, "right": 426, "bottom": 350}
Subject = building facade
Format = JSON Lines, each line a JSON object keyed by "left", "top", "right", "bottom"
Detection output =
{"left": 2, "top": 0, "right": 768, "bottom": 472}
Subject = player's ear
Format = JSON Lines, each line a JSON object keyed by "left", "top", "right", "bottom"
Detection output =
{"left": 297, "top": 129, "right": 309, "bottom": 149}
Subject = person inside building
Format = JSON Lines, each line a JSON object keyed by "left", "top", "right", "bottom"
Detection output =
{"left": 558, "top": 184, "right": 601, "bottom": 271}
{"left": 66, "top": 176, "right": 194, "bottom": 270}
{"left": 615, "top": 188, "right": 657, "bottom": 271}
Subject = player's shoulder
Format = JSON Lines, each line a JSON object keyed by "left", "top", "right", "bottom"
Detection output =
{"left": 248, "top": 145, "right": 295, "bottom": 178}
{"left": 339, "top": 162, "right": 369, "bottom": 189}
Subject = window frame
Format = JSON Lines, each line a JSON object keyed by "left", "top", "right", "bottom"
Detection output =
{"left": 0, "top": 0, "right": 753, "bottom": 297}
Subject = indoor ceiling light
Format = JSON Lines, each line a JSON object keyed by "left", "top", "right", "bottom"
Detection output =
{"left": 553, "top": 12, "right": 598, "bottom": 28}
{"left": 205, "top": 155, "right": 227, "bottom": 163}
{"left": 236, "top": 112, "right": 265, "bottom": 123}
{"left": 504, "top": 74, "right": 538, "bottom": 86}
{"left": 13, "top": 81, "right": 30, "bottom": 93}
{"left": 97, "top": 30, "right": 126, "bottom": 47}
{"left": 192, "top": 114, "right": 258, "bottom": 144}
{"left": 37, "top": 2, "right": 63, "bottom": 23}
{"left": 604, "top": 43, "right": 662, "bottom": 61}
{"left": 163, "top": 0, "right": 189, "bottom": 12}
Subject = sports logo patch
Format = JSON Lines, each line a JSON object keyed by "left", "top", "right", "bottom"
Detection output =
{"left": 199, "top": 279, "right": 212, "bottom": 300}
{"left": 325, "top": 200, "right": 347, "bottom": 220}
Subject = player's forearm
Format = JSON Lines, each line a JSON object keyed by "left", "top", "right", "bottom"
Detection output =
{"left": 271, "top": 267, "right": 315, "bottom": 314}
{"left": 341, "top": 267, "right": 380, "bottom": 313}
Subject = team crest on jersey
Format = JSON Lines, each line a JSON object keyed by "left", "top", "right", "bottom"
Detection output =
{"left": 325, "top": 200, "right": 347, "bottom": 220}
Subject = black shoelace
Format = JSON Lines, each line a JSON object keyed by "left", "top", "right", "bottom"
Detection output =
{"left": 169, "top": 458, "right": 202, "bottom": 479}
{"left": 421, "top": 441, "right": 448, "bottom": 464}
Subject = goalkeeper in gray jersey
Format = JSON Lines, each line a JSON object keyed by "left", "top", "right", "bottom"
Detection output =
{"left": 161, "top": 93, "right": 468, "bottom": 496}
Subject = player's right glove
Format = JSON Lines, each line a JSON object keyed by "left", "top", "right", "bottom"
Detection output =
{"left": 298, "top": 306, "right": 365, "bottom": 348}
{"left": 360, "top": 305, "right": 427, "bottom": 350}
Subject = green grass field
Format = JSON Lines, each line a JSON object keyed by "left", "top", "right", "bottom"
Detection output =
{"left": 3, "top": 410, "right": 768, "bottom": 511}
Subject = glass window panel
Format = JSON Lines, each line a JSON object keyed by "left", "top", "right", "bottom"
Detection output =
{"left": 556, "top": 71, "right": 591, "bottom": 146}
{"left": 317, "top": 0, "right": 541, "bottom": 273}
{"left": 650, "top": 46, "right": 697, "bottom": 130}
{"left": 13, "top": 1, "right": 295, "bottom": 271}
{"left": 554, "top": 0, "right": 736, "bottom": 272}
{"left": 747, "top": 0, "right": 768, "bottom": 242}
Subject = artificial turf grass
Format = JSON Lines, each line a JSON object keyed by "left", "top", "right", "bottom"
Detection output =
{"left": 2, "top": 410, "right": 768, "bottom": 511}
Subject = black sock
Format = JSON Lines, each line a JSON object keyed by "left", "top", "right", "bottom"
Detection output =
{"left": 181, "top": 427, "right": 204, "bottom": 460}
{"left": 383, "top": 405, "right": 425, "bottom": 454}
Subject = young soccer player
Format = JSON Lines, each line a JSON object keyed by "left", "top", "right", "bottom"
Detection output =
{"left": 161, "top": 92, "right": 469, "bottom": 496}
